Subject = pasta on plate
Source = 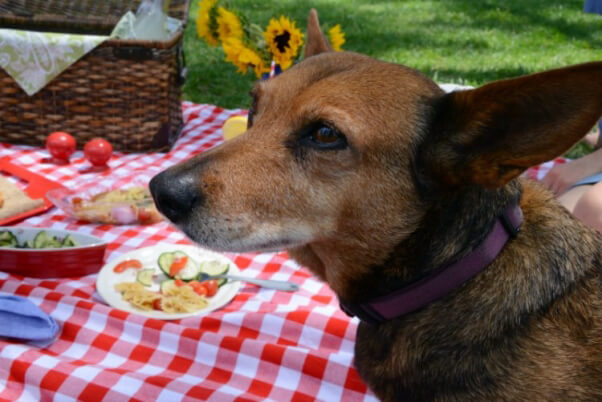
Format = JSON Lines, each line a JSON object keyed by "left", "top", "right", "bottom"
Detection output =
{"left": 115, "top": 281, "right": 209, "bottom": 313}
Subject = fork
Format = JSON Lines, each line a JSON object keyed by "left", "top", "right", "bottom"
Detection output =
{"left": 198, "top": 272, "right": 299, "bottom": 292}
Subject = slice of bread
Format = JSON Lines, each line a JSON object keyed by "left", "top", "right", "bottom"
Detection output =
{"left": 0, "top": 176, "right": 44, "bottom": 220}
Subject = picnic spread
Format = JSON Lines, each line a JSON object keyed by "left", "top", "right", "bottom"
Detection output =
{"left": 0, "top": 1, "right": 388, "bottom": 399}
{"left": 0, "top": 102, "right": 380, "bottom": 401}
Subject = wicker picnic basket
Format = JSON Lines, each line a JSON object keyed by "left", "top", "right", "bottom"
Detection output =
{"left": 0, "top": 0, "right": 190, "bottom": 152}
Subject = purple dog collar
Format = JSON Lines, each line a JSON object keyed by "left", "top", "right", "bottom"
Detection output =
{"left": 340, "top": 203, "right": 523, "bottom": 325}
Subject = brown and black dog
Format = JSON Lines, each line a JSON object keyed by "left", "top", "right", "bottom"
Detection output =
{"left": 150, "top": 10, "right": 602, "bottom": 401}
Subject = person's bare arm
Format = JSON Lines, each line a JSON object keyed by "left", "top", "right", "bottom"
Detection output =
{"left": 541, "top": 147, "right": 602, "bottom": 195}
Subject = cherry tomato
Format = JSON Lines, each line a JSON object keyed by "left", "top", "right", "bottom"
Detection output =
{"left": 189, "top": 281, "right": 207, "bottom": 296}
{"left": 153, "top": 298, "right": 163, "bottom": 311}
{"left": 202, "top": 279, "right": 219, "bottom": 297}
{"left": 169, "top": 256, "right": 188, "bottom": 277}
{"left": 113, "top": 259, "right": 143, "bottom": 273}
{"left": 46, "top": 131, "right": 76, "bottom": 161}
{"left": 84, "top": 138, "right": 113, "bottom": 166}
{"left": 137, "top": 208, "right": 153, "bottom": 223}
{"left": 174, "top": 279, "right": 186, "bottom": 287}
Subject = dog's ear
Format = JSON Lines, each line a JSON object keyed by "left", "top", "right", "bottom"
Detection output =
{"left": 304, "top": 9, "right": 332, "bottom": 58}
{"left": 420, "top": 62, "right": 602, "bottom": 189}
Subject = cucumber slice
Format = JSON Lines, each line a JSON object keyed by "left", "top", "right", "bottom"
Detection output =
{"left": 158, "top": 252, "right": 173, "bottom": 276}
{"left": 200, "top": 260, "right": 229, "bottom": 276}
{"left": 45, "top": 237, "right": 62, "bottom": 248}
{"left": 33, "top": 231, "right": 49, "bottom": 248}
{"left": 136, "top": 269, "right": 155, "bottom": 287}
{"left": 160, "top": 279, "right": 177, "bottom": 294}
{"left": 61, "top": 234, "right": 78, "bottom": 247}
{"left": 157, "top": 251, "right": 198, "bottom": 280}
{"left": 2, "top": 230, "right": 77, "bottom": 249}
{"left": 158, "top": 251, "right": 182, "bottom": 276}
{"left": 0, "top": 231, "right": 18, "bottom": 247}
{"left": 200, "top": 260, "right": 229, "bottom": 286}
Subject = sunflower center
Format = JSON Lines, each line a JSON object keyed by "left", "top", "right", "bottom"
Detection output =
{"left": 274, "top": 31, "right": 291, "bottom": 53}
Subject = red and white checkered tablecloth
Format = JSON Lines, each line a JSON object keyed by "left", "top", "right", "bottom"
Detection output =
{"left": 0, "top": 102, "right": 376, "bottom": 402}
{"left": 523, "top": 157, "right": 567, "bottom": 182}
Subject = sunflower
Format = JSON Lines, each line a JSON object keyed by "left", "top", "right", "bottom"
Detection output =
{"left": 216, "top": 7, "right": 244, "bottom": 42}
{"left": 243, "top": 49, "right": 270, "bottom": 78}
{"left": 196, "top": 0, "right": 219, "bottom": 46}
{"left": 328, "top": 24, "right": 345, "bottom": 52}
{"left": 263, "top": 16, "right": 304, "bottom": 70}
{"left": 222, "top": 38, "right": 269, "bottom": 78}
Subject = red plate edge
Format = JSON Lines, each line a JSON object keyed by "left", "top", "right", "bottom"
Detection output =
{"left": 0, "top": 157, "right": 66, "bottom": 226}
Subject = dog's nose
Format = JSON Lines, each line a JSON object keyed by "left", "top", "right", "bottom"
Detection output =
{"left": 149, "top": 170, "right": 202, "bottom": 224}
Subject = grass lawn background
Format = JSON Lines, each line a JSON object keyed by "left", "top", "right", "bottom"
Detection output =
{"left": 181, "top": 0, "right": 601, "bottom": 156}
{"left": 182, "top": 0, "right": 601, "bottom": 107}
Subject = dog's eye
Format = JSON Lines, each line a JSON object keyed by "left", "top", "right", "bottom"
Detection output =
{"left": 315, "top": 126, "right": 339, "bottom": 143}
{"left": 304, "top": 124, "right": 347, "bottom": 150}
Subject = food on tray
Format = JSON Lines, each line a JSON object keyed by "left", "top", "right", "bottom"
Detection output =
{"left": 136, "top": 269, "right": 155, "bottom": 287}
{"left": 159, "top": 284, "right": 209, "bottom": 312}
{"left": 0, "top": 230, "right": 18, "bottom": 247}
{"left": 0, "top": 229, "right": 78, "bottom": 249}
{"left": 158, "top": 251, "right": 229, "bottom": 284}
{"left": 70, "top": 186, "right": 162, "bottom": 224}
{"left": 115, "top": 281, "right": 209, "bottom": 313}
{"left": 159, "top": 278, "right": 220, "bottom": 297}
{"left": 199, "top": 260, "right": 230, "bottom": 287}
{"left": 0, "top": 176, "right": 44, "bottom": 221}
{"left": 115, "top": 282, "right": 160, "bottom": 311}
{"left": 113, "top": 258, "right": 143, "bottom": 273}
{"left": 112, "top": 250, "right": 230, "bottom": 314}
{"left": 158, "top": 250, "right": 198, "bottom": 280}
{"left": 196, "top": 278, "right": 219, "bottom": 297}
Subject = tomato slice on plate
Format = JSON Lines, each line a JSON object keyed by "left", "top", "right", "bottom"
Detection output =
{"left": 169, "top": 256, "right": 189, "bottom": 277}
{"left": 202, "top": 279, "right": 219, "bottom": 297}
{"left": 113, "top": 259, "right": 143, "bottom": 273}
{"left": 188, "top": 280, "right": 207, "bottom": 296}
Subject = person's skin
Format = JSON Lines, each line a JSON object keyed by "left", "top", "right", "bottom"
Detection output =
{"left": 542, "top": 145, "right": 602, "bottom": 232}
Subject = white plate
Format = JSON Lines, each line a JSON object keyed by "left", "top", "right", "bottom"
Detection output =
{"left": 96, "top": 244, "right": 241, "bottom": 320}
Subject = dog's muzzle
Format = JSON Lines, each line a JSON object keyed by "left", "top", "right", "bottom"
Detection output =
{"left": 149, "top": 169, "right": 202, "bottom": 224}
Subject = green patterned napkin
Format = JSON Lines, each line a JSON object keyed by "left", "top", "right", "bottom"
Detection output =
{"left": 0, "top": 29, "right": 107, "bottom": 95}
{"left": 0, "top": 13, "right": 181, "bottom": 96}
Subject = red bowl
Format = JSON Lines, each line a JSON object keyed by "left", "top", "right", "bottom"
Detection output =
{"left": 0, "top": 227, "right": 106, "bottom": 278}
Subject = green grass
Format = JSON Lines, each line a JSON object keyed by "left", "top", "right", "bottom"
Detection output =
{"left": 181, "top": 0, "right": 602, "bottom": 110}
